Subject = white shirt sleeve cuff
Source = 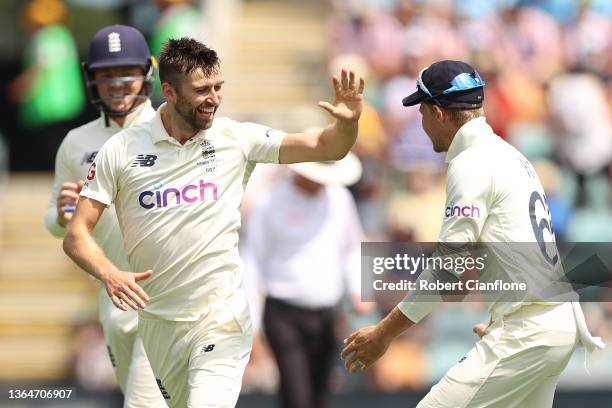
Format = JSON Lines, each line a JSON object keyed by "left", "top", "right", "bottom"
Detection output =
{"left": 80, "top": 190, "right": 112, "bottom": 206}
{"left": 397, "top": 298, "right": 439, "bottom": 323}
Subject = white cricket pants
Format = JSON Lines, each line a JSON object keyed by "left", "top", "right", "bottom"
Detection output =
{"left": 418, "top": 302, "right": 578, "bottom": 408}
{"left": 99, "top": 289, "right": 168, "bottom": 408}
{"left": 138, "top": 292, "right": 253, "bottom": 408}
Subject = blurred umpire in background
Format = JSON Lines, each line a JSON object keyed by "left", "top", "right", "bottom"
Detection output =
{"left": 243, "top": 154, "right": 373, "bottom": 408}
{"left": 342, "top": 60, "right": 604, "bottom": 408}
{"left": 44, "top": 25, "right": 166, "bottom": 407}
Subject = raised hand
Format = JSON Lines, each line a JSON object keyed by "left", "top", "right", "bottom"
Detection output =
{"left": 103, "top": 269, "right": 152, "bottom": 311}
{"left": 318, "top": 69, "right": 365, "bottom": 123}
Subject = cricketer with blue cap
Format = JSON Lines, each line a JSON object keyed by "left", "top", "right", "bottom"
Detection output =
{"left": 341, "top": 60, "right": 603, "bottom": 407}
{"left": 402, "top": 60, "right": 485, "bottom": 109}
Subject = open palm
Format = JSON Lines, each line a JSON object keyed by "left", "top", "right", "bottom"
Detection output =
{"left": 319, "top": 69, "right": 365, "bottom": 122}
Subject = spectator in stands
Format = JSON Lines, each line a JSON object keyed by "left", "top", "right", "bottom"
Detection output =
{"left": 8, "top": 0, "right": 84, "bottom": 168}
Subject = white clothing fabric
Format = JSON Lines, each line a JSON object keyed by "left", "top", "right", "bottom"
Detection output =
{"left": 80, "top": 102, "right": 284, "bottom": 322}
{"left": 243, "top": 177, "right": 363, "bottom": 314}
{"left": 44, "top": 100, "right": 165, "bottom": 407}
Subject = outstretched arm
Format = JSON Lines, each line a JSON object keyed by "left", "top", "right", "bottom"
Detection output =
{"left": 63, "top": 197, "right": 151, "bottom": 311}
{"left": 279, "top": 69, "right": 365, "bottom": 164}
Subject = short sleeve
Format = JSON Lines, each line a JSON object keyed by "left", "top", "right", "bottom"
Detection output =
{"left": 439, "top": 159, "right": 493, "bottom": 243}
{"left": 236, "top": 121, "right": 285, "bottom": 164}
{"left": 80, "top": 135, "right": 125, "bottom": 206}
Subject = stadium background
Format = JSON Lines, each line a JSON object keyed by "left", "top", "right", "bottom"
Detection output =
{"left": 0, "top": 0, "right": 611, "bottom": 406}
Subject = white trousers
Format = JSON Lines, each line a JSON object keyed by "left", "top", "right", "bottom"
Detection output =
{"left": 418, "top": 303, "right": 578, "bottom": 408}
{"left": 139, "top": 293, "right": 253, "bottom": 408}
{"left": 99, "top": 290, "right": 168, "bottom": 408}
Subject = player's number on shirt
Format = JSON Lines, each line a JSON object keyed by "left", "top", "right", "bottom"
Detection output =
{"left": 529, "top": 191, "right": 558, "bottom": 266}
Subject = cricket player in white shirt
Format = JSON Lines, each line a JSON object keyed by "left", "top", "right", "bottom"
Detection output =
{"left": 341, "top": 60, "right": 604, "bottom": 408}
{"left": 44, "top": 25, "right": 166, "bottom": 407}
{"left": 62, "top": 37, "right": 365, "bottom": 407}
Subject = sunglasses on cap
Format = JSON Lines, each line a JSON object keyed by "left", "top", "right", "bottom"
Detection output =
{"left": 416, "top": 68, "right": 485, "bottom": 106}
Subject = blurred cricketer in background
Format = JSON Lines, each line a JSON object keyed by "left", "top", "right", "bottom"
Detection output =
{"left": 341, "top": 60, "right": 604, "bottom": 408}
{"left": 62, "top": 37, "right": 365, "bottom": 407}
{"left": 44, "top": 25, "right": 166, "bottom": 407}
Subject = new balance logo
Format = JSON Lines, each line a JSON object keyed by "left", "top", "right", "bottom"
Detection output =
{"left": 131, "top": 154, "right": 158, "bottom": 167}
{"left": 201, "top": 344, "right": 215, "bottom": 353}
{"left": 81, "top": 151, "right": 98, "bottom": 165}
{"left": 156, "top": 378, "right": 171, "bottom": 400}
{"left": 106, "top": 345, "right": 116, "bottom": 368}
{"left": 108, "top": 32, "right": 121, "bottom": 52}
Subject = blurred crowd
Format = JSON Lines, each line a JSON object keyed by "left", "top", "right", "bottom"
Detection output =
{"left": 324, "top": 0, "right": 612, "bottom": 243}
{"left": 241, "top": 0, "right": 612, "bottom": 397}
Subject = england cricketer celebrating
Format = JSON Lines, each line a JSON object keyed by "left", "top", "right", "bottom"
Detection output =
{"left": 45, "top": 25, "right": 166, "bottom": 407}
{"left": 341, "top": 60, "right": 604, "bottom": 408}
{"left": 63, "top": 37, "right": 364, "bottom": 407}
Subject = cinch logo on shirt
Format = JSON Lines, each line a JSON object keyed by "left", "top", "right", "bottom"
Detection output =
{"left": 445, "top": 202, "right": 481, "bottom": 218}
{"left": 138, "top": 180, "right": 218, "bottom": 209}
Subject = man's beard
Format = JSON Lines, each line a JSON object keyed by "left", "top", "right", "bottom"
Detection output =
{"left": 175, "top": 93, "right": 213, "bottom": 131}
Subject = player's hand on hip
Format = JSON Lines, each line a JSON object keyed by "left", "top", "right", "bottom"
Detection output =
{"left": 56, "top": 181, "right": 84, "bottom": 227}
{"left": 318, "top": 68, "right": 365, "bottom": 123}
{"left": 341, "top": 325, "right": 390, "bottom": 373}
{"left": 103, "top": 269, "right": 152, "bottom": 311}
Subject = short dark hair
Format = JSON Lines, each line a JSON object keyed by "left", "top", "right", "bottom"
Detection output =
{"left": 159, "top": 38, "right": 220, "bottom": 90}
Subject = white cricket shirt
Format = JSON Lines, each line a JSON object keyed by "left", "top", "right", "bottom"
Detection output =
{"left": 45, "top": 100, "right": 155, "bottom": 270}
{"left": 399, "top": 117, "right": 566, "bottom": 322}
{"left": 398, "top": 117, "right": 604, "bottom": 352}
{"left": 45, "top": 101, "right": 154, "bottom": 327}
{"left": 80, "top": 103, "right": 285, "bottom": 321}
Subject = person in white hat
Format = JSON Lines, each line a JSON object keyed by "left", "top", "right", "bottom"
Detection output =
{"left": 242, "top": 152, "right": 372, "bottom": 408}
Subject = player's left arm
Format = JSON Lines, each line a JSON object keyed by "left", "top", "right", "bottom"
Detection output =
{"left": 279, "top": 69, "right": 365, "bottom": 164}
{"left": 341, "top": 307, "right": 415, "bottom": 373}
{"left": 342, "top": 159, "right": 494, "bottom": 372}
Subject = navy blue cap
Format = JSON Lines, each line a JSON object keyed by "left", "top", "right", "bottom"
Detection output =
{"left": 86, "top": 25, "right": 151, "bottom": 70}
{"left": 402, "top": 60, "right": 485, "bottom": 109}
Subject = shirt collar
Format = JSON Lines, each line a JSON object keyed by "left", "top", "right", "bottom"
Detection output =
{"left": 104, "top": 99, "right": 152, "bottom": 131}
{"left": 445, "top": 117, "right": 493, "bottom": 163}
{"left": 151, "top": 102, "right": 208, "bottom": 145}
